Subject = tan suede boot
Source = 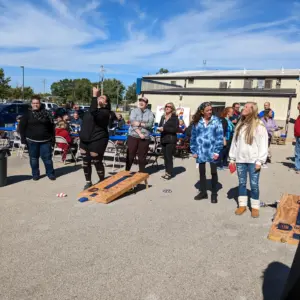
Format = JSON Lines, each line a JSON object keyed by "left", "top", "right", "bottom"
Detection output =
{"left": 235, "top": 196, "right": 247, "bottom": 215}
{"left": 250, "top": 199, "right": 260, "bottom": 218}
{"left": 251, "top": 209, "right": 260, "bottom": 218}
{"left": 235, "top": 206, "right": 247, "bottom": 215}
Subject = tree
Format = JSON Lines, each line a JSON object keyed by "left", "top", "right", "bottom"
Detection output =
{"left": 156, "top": 68, "right": 169, "bottom": 74}
{"left": 125, "top": 82, "right": 137, "bottom": 103}
{"left": 51, "top": 79, "right": 74, "bottom": 103}
{"left": 9, "top": 86, "right": 34, "bottom": 100}
{"left": 73, "top": 78, "right": 92, "bottom": 104}
{"left": 93, "top": 79, "right": 125, "bottom": 104}
{"left": 0, "top": 68, "right": 11, "bottom": 100}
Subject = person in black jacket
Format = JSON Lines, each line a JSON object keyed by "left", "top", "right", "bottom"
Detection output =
{"left": 19, "top": 95, "right": 55, "bottom": 181}
{"left": 79, "top": 87, "right": 110, "bottom": 190}
{"left": 157, "top": 102, "right": 179, "bottom": 180}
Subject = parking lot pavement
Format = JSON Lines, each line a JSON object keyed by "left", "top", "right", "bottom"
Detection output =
{"left": 0, "top": 144, "right": 298, "bottom": 300}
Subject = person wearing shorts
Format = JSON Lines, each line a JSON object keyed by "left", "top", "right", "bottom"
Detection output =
{"left": 79, "top": 87, "right": 110, "bottom": 190}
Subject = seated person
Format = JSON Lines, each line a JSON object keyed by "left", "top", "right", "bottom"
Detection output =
{"left": 179, "top": 119, "right": 186, "bottom": 132}
{"left": 62, "top": 114, "right": 71, "bottom": 131}
{"left": 117, "top": 114, "right": 126, "bottom": 129}
{"left": 55, "top": 121, "right": 72, "bottom": 162}
{"left": 15, "top": 115, "right": 22, "bottom": 133}
{"left": 70, "top": 111, "right": 82, "bottom": 130}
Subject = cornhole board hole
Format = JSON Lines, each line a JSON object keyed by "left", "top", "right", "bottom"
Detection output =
{"left": 78, "top": 171, "right": 149, "bottom": 204}
{"left": 268, "top": 194, "right": 300, "bottom": 245}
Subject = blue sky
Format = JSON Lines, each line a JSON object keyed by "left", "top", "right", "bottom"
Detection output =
{"left": 1, "top": 0, "right": 300, "bottom": 92}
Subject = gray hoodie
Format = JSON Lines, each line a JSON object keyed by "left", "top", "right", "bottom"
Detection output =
{"left": 128, "top": 107, "right": 154, "bottom": 139}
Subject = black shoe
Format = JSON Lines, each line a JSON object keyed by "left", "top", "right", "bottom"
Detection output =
{"left": 211, "top": 194, "right": 218, "bottom": 204}
{"left": 161, "top": 174, "right": 172, "bottom": 180}
{"left": 48, "top": 176, "right": 56, "bottom": 181}
{"left": 83, "top": 182, "right": 93, "bottom": 190}
{"left": 194, "top": 192, "right": 208, "bottom": 200}
{"left": 32, "top": 176, "right": 39, "bottom": 181}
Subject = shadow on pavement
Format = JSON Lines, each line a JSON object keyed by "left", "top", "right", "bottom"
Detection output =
{"left": 55, "top": 165, "right": 82, "bottom": 178}
{"left": 262, "top": 261, "right": 290, "bottom": 300}
{"left": 6, "top": 175, "right": 33, "bottom": 186}
{"left": 194, "top": 179, "right": 223, "bottom": 193}
{"left": 278, "top": 161, "right": 295, "bottom": 169}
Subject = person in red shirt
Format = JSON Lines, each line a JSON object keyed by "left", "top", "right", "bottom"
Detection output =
{"left": 294, "top": 102, "right": 300, "bottom": 173}
{"left": 55, "top": 121, "right": 72, "bottom": 162}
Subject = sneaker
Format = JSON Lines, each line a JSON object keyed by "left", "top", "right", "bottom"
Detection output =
{"left": 161, "top": 174, "right": 172, "bottom": 180}
{"left": 194, "top": 192, "right": 208, "bottom": 201}
{"left": 261, "top": 164, "right": 268, "bottom": 169}
{"left": 48, "top": 176, "right": 56, "bottom": 181}
{"left": 83, "top": 182, "right": 93, "bottom": 190}
{"left": 32, "top": 176, "right": 39, "bottom": 181}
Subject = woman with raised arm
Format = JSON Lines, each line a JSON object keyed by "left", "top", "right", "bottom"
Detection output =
{"left": 190, "top": 102, "right": 224, "bottom": 203}
{"left": 229, "top": 102, "right": 268, "bottom": 218}
{"left": 79, "top": 87, "right": 111, "bottom": 190}
{"left": 157, "top": 102, "right": 179, "bottom": 180}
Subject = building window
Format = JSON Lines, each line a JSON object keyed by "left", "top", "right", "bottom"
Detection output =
{"left": 171, "top": 80, "right": 177, "bottom": 85}
{"left": 219, "top": 81, "right": 228, "bottom": 89}
{"left": 257, "top": 79, "right": 265, "bottom": 89}
{"left": 276, "top": 78, "right": 281, "bottom": 89}
{"left": 264, "top": 79, "right": 273, "bottom": 89}
{"left": 244, "top": 79, "right": 253, "bottom": 89}
{"left": 188, "top": 78, "right": 194, "bottom": 84}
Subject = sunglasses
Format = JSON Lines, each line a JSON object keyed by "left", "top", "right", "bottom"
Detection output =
{"left": 165, "top": 105, "right": 172, "bottom": 109}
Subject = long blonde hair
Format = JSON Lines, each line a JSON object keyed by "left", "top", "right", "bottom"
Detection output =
{"left": 235, "top": 102, "right": 260, "bottom": 145}
{"left": 164, "top": 102, "right": 176, "bottom": 116}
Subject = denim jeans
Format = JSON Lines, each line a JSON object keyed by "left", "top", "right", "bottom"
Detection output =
{"left": 295, "top": 137, "right": 300, "bottom": 171}
{"left": 27, "top": 141, "right": 54, "bottom": 178}
{"left": 236, "top": 163, "right": 260, "bottom": 200}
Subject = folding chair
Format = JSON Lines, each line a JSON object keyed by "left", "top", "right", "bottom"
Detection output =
{"left": 11, "top": 131, "right": 22, "bottom": 152}
{"left": 104, "top": 140, "right": 123, "bottom": 171}
{"left": 147, "top": 136, "right": 162, "bottom": 168}
{"left": 53, "top": 136, "right": 76, "bottom": 164}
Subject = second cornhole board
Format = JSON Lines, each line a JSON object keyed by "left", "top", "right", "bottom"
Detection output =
{"left": 78, "top": 171, "right": 149, "bottom": 204}
{"left": 268, "top": 194, "right": 300, "bottom": 245}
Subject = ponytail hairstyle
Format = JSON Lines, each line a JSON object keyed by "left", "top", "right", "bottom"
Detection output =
{"left": 192, "top": 102, "right": 212, "bottom": 124}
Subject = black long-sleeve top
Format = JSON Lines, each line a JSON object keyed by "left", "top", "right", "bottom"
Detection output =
{"left": 79, "top": 97, "right": 110, "bottom": 143}
{"left": 19, "top": 109, "right": 55, "bottom": 144}
{"left": 159, "top": 114, "right": 179, "bottom": 144}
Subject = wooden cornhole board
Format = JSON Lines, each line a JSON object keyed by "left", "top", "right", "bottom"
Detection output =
{"left": 268, "top": 194, "right": 300, "bottom": 245}
{"left": 78, "top": 171, "right": 149, "bottom": 204}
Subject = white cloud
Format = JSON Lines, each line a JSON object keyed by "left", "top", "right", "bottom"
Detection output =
{"left": 1, "top": 0, "right": 300, "bottom": 76}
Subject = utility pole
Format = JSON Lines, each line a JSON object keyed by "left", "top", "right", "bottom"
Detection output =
{"left": 42, "top": 79, "right": 46, "bottom": 94}
{"left": 116, "top": 85, "right": 119, "bottom": 108}
{"left": 20, "top": 66, "right": 24, "bottom": 101}
{"left": 100, "top": 65, "right": 105, "bottom": 95}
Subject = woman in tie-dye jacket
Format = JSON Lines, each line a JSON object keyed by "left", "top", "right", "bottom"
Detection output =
{"left": 190, "top": 102, "right": 224, "bottom": 203}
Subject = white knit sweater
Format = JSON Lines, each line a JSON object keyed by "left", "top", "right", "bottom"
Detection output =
{"left": 229, "top": 123, "right": 268, "bottom": 165}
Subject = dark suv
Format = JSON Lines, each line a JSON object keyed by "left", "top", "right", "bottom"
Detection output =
{"left": 0, "top": 103, "right": 30, "bottom": 127}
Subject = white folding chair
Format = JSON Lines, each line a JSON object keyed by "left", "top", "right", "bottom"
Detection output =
{"left": 11, "top": 131, "right": 22, "bottom": 152}
{"left": 104, "top": 140, "right": 123, "bottom": 171}
{"left": 17, "top": 143, "right": 27, "bottom": 158}
{"left": 53, "top": 136, "right": 76, "bottom": 164}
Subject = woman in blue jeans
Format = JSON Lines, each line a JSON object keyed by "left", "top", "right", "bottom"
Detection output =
{"left": 229, "top": 102, "right": 268, "bottom": 218}
{"left": 19, "top": 95, "right": 55, "bottom": 181}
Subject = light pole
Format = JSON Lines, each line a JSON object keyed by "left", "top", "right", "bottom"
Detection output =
{"left": 20, "top": 66, "right": 24, "bottom": 101}
{"left": 100, "top": 65, "right": 105, "bottom": 95}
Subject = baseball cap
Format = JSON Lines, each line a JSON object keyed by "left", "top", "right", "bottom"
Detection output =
{"left": 138, "top": 97, "right": 148, "bottom": 104}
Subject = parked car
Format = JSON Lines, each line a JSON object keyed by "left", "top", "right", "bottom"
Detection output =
{"left": 0, "top": 103, "right": 30, "bottom": 127}
{"left": 51, "top": 107, "right": 85, "bottom": 119}
{"left": 42, "top": 102, "right": 59, "bottom": 110}
{"left": 79, "top": 105, "right": 89, "bottom": 111}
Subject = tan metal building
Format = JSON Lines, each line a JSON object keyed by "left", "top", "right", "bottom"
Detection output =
{"left": 139, "top": 69, "right": 299, "bottom": 138}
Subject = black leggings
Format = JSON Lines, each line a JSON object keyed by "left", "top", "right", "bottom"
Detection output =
{"left": 80, "top": 138, "right": 108, "bottom": 182}
{"left": 162, "top": 143, "right": 175, "bottom": 175}
{"left": 199, "top": 162, "right": 218, "bottom": 195}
